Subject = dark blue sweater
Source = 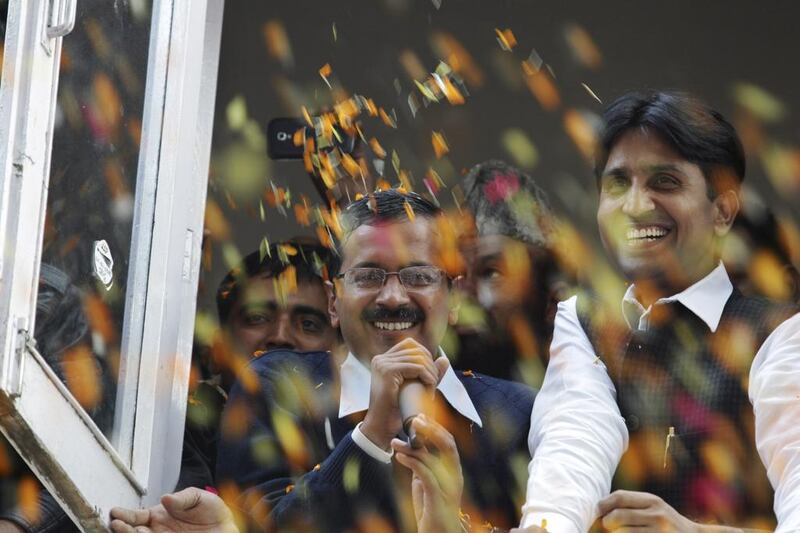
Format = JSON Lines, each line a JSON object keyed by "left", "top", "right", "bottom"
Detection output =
{"left": 217, "top": 349, "right": 535, "bottom": 532}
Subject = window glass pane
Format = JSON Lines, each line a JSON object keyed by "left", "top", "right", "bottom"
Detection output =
{"left": 38, "top": 0, "right": 152, "bottom": 437}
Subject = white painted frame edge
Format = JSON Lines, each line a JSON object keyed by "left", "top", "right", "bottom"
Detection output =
{"left": 112, "top": 0, "right": 175, "bottom": 462}
{"left": 128, "top": 0, "right": 224, "bottom": 503}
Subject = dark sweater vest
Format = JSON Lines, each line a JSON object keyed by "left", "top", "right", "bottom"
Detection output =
{"left": 578, "top": 289, "right": 797, "bottom": 526}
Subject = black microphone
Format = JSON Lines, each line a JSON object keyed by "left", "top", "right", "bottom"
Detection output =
{"left": 399, "top": 380, "right": 427, "bottom": 448}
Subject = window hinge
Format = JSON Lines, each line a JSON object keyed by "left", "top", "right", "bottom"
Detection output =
{"left": 20, "top": 328, "right": 37, "bottom": 354}
{"left": 4, "top": 318, "right": 32, "bottom": 398}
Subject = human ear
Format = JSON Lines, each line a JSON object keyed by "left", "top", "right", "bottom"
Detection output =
{"left": 447, "top": 276, "right": 463, "bottom": 326}
{"left": 325, "top": 280, "right": 340, "bottom": 328}
{"left": 713, "top": 190, "right": 740, "bottom": 236}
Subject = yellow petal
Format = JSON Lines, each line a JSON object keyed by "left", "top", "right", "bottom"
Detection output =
{"left": 263, "top": 20, "right": 293, "bottom": 66}
{"left": 432, "top": 131, "right": 449, "bottom": 159}
{"left": 564, "top": 23, "right": 602, "bottom": 69}
{"left": 495, "top": 28, "right": 517, "bottom": 51}
{"left": 369, "top": 138, "right": 387, "bottom": 159}
{"left": 404, "top": 201, "right": 416, "bottom": 221}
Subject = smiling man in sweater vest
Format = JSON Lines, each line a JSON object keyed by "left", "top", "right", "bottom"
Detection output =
{"left": 519, "top": 90, "right": 800, "bottom": 532}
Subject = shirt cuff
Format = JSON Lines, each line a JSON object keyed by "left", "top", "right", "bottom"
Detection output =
{"left": 520, "top": 511, "right": 581, "bottom": 533}
{"left": 351, "top": 422, "right": 393, "bottom": 464}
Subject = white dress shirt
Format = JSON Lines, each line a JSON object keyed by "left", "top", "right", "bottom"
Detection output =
{"left": 520, "top": 263, "right": 800, "bottom": 532}
{"left": 339, "top": 350, "right": 483, "bottom": 463}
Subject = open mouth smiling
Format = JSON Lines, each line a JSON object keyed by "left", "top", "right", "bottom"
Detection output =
{"left": 371, "top": 321, "right": 417, "bottom": 331}
{"left": 625, "top": 225, "right": 671, "bottom": 247}
{"left": 364, "top": 305, "right": 424, "bottom": 333}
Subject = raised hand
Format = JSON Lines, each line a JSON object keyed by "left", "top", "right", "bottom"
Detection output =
{"left": 109, "top": 487, "right": 238, "bottom": 533}
{"left": 391, "top": 414, "right": 463, "bottom": 533}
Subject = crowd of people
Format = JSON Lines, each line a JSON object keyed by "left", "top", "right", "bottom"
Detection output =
{"left": 3, "top": 90, "right": 798, "bottom": 532}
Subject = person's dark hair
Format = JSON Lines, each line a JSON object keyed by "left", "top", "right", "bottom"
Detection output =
{"left": 337, "top": 189, "right": 441, "bottom": 272}
{"left": 594, "top": 90, "right": 746, "bottom": 197}
{"left": 462, "top": 160, "right": 554, "bottom": 247}
{"left": 216, "top": 240, "right": 339, "bottom": 324}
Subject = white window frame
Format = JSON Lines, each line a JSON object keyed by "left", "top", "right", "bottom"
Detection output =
{"left": 0, "top": 0, "right": 223, "bottom": 529}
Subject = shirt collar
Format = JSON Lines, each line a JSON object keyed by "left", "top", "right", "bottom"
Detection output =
{"left": 338, "top": 348, "right": 483, "bottom": 427}
{"left": 622, "top": 262, "right": 733, "bottom": 333}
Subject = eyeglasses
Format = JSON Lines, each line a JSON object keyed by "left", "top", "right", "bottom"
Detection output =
{"left": 336, "top": 266, "right": 449, "bottom": 291}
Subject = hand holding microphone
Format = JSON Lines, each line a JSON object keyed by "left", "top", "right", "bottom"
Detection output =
{"left": 361, "top": 338, "right": 448, "bottom": 451}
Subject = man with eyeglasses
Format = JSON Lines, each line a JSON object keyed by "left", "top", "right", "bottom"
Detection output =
{"left": 215, "top": 189, "right": 535, "bottom": 532}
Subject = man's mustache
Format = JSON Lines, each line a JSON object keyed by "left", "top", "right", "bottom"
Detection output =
{"left": 362, "top": 306, "right": 425, "bottom": 323}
